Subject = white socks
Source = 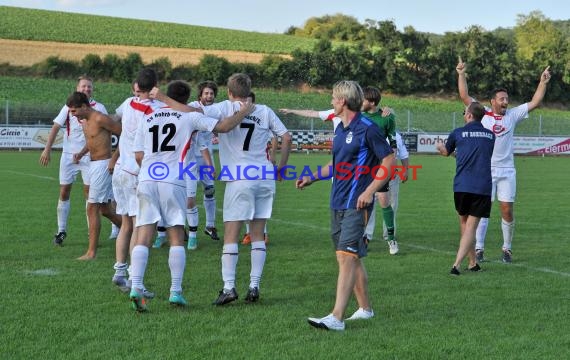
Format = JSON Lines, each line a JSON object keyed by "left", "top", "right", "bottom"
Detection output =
{"left": 57, "top": 199, "right": 70, "bottom": 233}
{"left": 204, "top": 196, "right": 216, "bottom": 227}
{"left": 187, "top": 207, "right": 198, "bottom": 236}
{"left": 169, "top": 246, "right": 186, "bottom": 293}
{"left": 474, "top": 217, "right": 514, "bottom": 251}
{"left": 221, "top": 243, "right": 239, "bottom": 290}
{"left": 250, "top": 241, "right": 266, "bottom": 289}
{"left": 501, "top": 219, "right": 515, "bottom": 250}
{"left": 130, "top": 245, "right": 149, "bottom": 290}
{"left": 113, "top": 262, "right": 128, "bottom": 277}
{"left": 475, "top": 217, "right": 489, "bottom": 250}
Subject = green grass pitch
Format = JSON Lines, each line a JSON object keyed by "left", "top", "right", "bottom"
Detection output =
{"left": 0, "top": 151, "right": 568, "bottom": 359}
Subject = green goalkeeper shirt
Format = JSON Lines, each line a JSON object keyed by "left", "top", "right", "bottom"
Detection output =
{"left": 364, "top": 111, "right": 396, "bottom": 148}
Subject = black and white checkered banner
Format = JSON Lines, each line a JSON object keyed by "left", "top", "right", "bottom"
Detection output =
{"left": 291, "top": 131, "right": 315, "bottom": 145}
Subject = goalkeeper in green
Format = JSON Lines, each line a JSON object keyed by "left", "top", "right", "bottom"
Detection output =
{"left": 361, "top": 86, "right": 399, "bottom": 254}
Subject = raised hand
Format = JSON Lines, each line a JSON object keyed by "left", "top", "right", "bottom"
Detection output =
{"left": 541, "top": 66, "right": 551, "bottom": 83}
{"left": 456, "top": 56, "right": 466, "bottom": 74}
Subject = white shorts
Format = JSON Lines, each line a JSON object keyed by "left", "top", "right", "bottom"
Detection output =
{"left": 112, "top": 168, "right": 138, "bottom": 216}
{"left": 88, "top": 159, "right": 113, "bottom": 204}
{"left": 223, "top": 180, "right": 275, "bottom": 222}
{"left": 136, "top": 181, "right": 186, "bottom": 227}
{"left": 388, "top": 177, "right": 400, "bottom": 207}
{"left": 59, "top": 152, "right": 90, "bottom": 185}
{"left": 491, "top": 167, "right": 516, "bottom": 203}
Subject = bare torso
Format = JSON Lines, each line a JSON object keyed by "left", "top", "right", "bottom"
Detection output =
{"left": 82, "top": 111, "right": 113, "bottom": 161}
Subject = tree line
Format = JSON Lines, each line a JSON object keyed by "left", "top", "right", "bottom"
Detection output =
{"left": 1, "top": 11, "right": 568, "bottom": 104}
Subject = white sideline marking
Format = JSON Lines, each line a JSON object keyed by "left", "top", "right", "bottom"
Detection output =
{"left": 183, "top": 199, "right": 570, "bottom": 277}
{"left": 406, "top": 244, "right": 570, "bottom": 277}
{"left": 3, "top": 170, "right": 57, "bottom": 181}
{"left": 270, "top": 217, "right": 330, "bottom": 231}
{"left": 10, "top": 170, "right": 567, "bottom": 277}
{"left": 270, "top": 217, "right": 570, "bottom": 278}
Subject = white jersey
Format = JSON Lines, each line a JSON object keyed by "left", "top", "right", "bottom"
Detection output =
{"left": 134, "top": 107, "right": 218, "bottom": 186}
{"left": 188, "top": 100, "right": 214, "bottom": 159}
{"left": 479, "top": 102, "right": 529, "bottom": 168}
{"left": 53, "top": 100, "right": 107, "bottom": 154}
{"left": 394, "top": 132, "right": 409, "bottom": 160}
{"left": 115, "top": 96, "right": 134, "bottom": 118}
{"left": 204, "top": 100, "right": 288, "bottom": 181}
{"left": 118, "top": 98, "right": 163, "bottom": 175}
{"left": 319, "top": 109, "right": 341, "bottom": 131}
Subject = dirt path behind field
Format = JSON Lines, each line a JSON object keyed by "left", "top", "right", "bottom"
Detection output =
{"left": 0, "top": 39, "right": 269, "bottom": 66}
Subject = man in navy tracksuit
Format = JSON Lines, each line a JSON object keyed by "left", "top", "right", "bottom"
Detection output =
{"left": 296, "top": 80, "right": 395, "bottom": 330}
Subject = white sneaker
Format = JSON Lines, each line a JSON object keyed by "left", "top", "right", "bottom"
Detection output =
{"left": 388, "top": 240, "right": 399, "bottom": 255}
{"left": 109, "top": 224, "right": 119, "bottom": 240}
{"left": 307, "top": 313, "right": 345, "bottom": 331}
{"left": 346, "top": 307, "right": 374, "bottom": 320}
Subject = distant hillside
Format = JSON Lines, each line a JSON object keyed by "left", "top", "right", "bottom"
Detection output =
{"left": 0, "top": 6, "right": 317, "bottom": 54}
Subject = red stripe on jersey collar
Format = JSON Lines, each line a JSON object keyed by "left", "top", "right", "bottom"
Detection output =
{"left": 485, "top": 110, "right": 503, "bottom": 120}
{"left": 129, "top": 99, "right": 154, "bottom": 115}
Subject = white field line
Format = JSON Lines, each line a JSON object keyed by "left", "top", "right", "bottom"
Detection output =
{"left": 3, "top": 170, "right": 57, "bottom": 181}
{"left": 18, "top": 179, "right": 567, "bottom": 278}
{"left": 405, "top": 244, "right": 570, "bottom": 277}
{"left": 271, "top": 215, "right": 570, "bottom": 278}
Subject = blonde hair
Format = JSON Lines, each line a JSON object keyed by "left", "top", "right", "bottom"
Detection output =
{"left": 333, "top": 80, "right": 363, "bottom": 112}
{"left": 227, "top": 73, "right": 252, "bottom": 98}
{"left": 77, "top": 74, "right": 93, "bottom": 84}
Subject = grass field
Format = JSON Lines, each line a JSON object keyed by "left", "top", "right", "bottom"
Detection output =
{"left": 0, "top": 151, "right": 568, "bottom": 359}
{"left": 0, "top": 6, "right": 317, "bottom": 54}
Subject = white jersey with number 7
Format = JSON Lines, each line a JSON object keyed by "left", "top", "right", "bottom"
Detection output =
{"left": 204, "top": 100, "right": 288, "bottom": 181}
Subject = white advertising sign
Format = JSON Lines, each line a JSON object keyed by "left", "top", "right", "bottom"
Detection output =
{"left": 0, "top": 126, "right": 62, "bottom": 149}
{"left": 0, "top": 126, "right": 120, "bottom": 149}
{"left": 416, "top": 134, "right": 570, "bottom": 155}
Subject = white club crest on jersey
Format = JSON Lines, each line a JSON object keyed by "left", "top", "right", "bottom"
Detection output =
{"left": 346, "top": 131, "right": 353, "bottom": 144}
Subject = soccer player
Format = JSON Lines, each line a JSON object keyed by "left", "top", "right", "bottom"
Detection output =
{"left": 205, "top": 75, "right": 291, "bottom": 305}
{"left": 153, "top": 81, "right": 220, "bottom": 249}
{"left": 456, "top": 58, "right": 551, "bottom": 263}
{"left": 363, "top": 131, "right": 410, "bottom": 253}
{"left": 66, "top": 92, "right": 122, "bottom": 260}
{"left": 297, "top": 80, "right": 395, "bottom": 331}
{"left": 155, "top": 74, "right": 292, "bottom": 305}
{"left": 360, "top": 86, "right": 398, "bottom": 253}
{"left": 187, "top": 81, "right": 220, "bottom": 246}
{"left": 182, "top": 131, "right": 215, "bottom": 249}
{"left": 39, "top": 75, "right": 110, "bottom": 246}
{"left": 111, "top": 69, "right": 163, "bottom": 292}
{"left": 241, "top": 92, "right": 277, "bottom": 245}
{"left": 128, "top": 80, "right": 253, "bottom": 311}
{"left": 436, "top": 102, "right": 495, "bottom": 274}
